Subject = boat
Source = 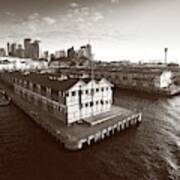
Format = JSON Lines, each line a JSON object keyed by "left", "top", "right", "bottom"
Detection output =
{"left": 0, "top": 90, "right": 11, "bottom": 106}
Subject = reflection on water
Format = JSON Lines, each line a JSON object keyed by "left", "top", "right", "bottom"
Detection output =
{"left": 0, "top": 90, "right": 180, "bottom": 180}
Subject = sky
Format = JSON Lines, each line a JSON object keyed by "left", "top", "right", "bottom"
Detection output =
{"left": 0, "top": 0, "right": 180, "bottom": 62}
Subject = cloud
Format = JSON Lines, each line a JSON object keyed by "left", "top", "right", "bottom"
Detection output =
{"left": 28, "top": 13, "right": 39, "bottom": 20}
{"left": 43, "top": 17, "right": 56, "bottom": 25}
{"left": 70, "top": 2, "right": 78, "bottom": 8}
{"left": 92, "top": 12, "right": 104, "bottom": 22}
{"left": 81, "top": 7, "right": 90, "bottom": 16}
{"left": 111, "top": 0, "right": 119, "bottom": 4}
{"left": 4, "top": 11, "right": 15, "bottom": 17}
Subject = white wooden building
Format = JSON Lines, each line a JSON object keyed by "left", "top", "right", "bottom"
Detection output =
{"left": 66, "top": 78, "right": 113, "bottom": 124}
{"left": 5, "top": 72, "right": 113, "bottom": 125}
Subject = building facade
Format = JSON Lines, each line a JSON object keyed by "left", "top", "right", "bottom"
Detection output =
{"left": 94, "top": 69, "right": 174, "bottom": 90}
{"left": 3, "top": 73, "right": 113, "bottom": 125}
{"left": 60, "top": 68, "right": 174, "bottom": 91}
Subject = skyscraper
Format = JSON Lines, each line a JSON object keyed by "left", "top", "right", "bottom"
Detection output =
{"left": 24, "top": 38, "right": 40, "bottom": 59}
{"left": 67, "top": 46, "right": 76, "bottom": 58}
{"left": 32, "top": 40, "right": 40, "bottom": 60}
{"left": 44, "top": 51, "right": 49, "bottom": 60}
{"left": 7, "top": 42, "right": 10, "bottom": 56}
{"left": 78, "top": 44, "right": 92, "bottom": 59}
{"left": 24, "top": 38, "right": 32, "bottom": 58}
{"left": 16, "top": 44, "right": 25, "bottom": 58}
{"left": 0, "top": 48, "right": 6, "bottom": 57}
{"left": 11, "top": 43, "right": 17, "bottom": 57}
{"left": 86, "top": 44, "right": 92, "bottom": 59}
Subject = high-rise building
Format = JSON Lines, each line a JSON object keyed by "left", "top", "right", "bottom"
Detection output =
{"left": 24, "top": 38, "right": 40, "bottom": 59}
{"left": 55, "top": 50, "right": 66, "bottom": 58}
{"left": 11, "top": 43, "right": 17, "bottom": 57}
{"left": 7, "top": 42, "right": 10, "bottom": 56}
{"left": 0, "top": 48, "right": 6, "bottom": 57}
{"left": 31, "top": 40, "right": 40, "bottom": 60}
{"left": 16, "top": 44, "right": 25, "bottom": 58}
{"left": 86, "top": 44, "right": 92, "bottom": 59}
{"left": 67, "top": 46, "right": 76, "bottom": 58}
{"left": 78, "top": 44, "right": 92, "bottom": 59}
{"left": 24, "top": 38, "right": 32, "bottom": 58}
{"left": 44, "top": 51, "right": 49, "bottom": 60}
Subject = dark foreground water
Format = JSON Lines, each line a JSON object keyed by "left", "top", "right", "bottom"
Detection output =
{"left": 0, "top": 90, "right": 180, "bottom": 180}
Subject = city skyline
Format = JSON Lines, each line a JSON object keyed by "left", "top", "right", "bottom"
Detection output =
{"left": 0, "top": 0, "right": 180, "bottom": 62}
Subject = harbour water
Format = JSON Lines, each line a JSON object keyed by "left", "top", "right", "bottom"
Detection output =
{"left": 0, "top": 89, "right": 180, "bottom": 180}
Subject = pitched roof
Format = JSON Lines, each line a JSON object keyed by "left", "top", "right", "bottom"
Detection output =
{"left": 8, "top": 72, "right": 113, "bottom": 92}
{"left": 9, "top": 72, "right": 80, "bottom": 92}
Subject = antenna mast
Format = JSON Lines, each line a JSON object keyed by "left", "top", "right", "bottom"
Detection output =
{"left": 164, "top": 48, "right": 168, "bottom": 65}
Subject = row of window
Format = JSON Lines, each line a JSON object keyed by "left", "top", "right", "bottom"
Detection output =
{"left": 80, "top": 100, "right": 111, "bottom": 109}
{"left": 16, "top": 86, "right": 66, "bottom": 113}
{"left": 67, "top": 87, "right": 110, "bottom": 97}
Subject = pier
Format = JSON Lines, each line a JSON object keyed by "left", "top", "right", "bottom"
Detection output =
{"left": 0, "top": 79, "right": 142, "bottom": 151}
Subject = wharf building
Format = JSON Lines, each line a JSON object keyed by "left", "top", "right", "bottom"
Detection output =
{"left": 4, "top": 73, "right": 113, "bottom": 125}
{"left": 95, "top": 69, "right": 174, "bottom": 90}
{"left": 60, "top": 68, "right": 174, "bottom": 93}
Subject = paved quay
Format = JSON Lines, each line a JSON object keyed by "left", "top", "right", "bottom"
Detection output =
{"left": 0, "top": 79, "right": 142, "bottom": 150}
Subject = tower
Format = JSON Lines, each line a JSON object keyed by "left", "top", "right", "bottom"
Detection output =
{"left": 164, "top": 48, "right": 168, "bottom": 64}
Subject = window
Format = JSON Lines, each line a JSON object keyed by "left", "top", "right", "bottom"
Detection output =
{"left": 106, "top": 87, "right": 109, "bottom": 91}
{"left": 90, "top": 102, "right": 93, "bottom": 107}
{"left": 123, "top": 76, "right": 127, "bottom": 80}
{"left": 85, "top": 103, "right": 89, "bottom": 107}
{"left": 66, "top": 92, "right": 69, "bottom": 97}
{"left": 96, "top": 88, "right": 99, "bottom": 92}
{"left": 106, "top": 100, "right": 109, "bottom": 104}
{"left": 91, "top": 89, "right": 94, "bottom": 94}
{"left": 85, "top": 90, "right": 89, "bottom": 94}
{"left": 101, "top": 87, "right": 104, "bottom": 92}
{"left": 72, "top": 91, "right": 76, "bottom": 96}
{"left": 78, "top": 90, "right": 83, "bottom": 96}
{"left": 58, "top": 106, "right": 61, "bottom": 112}
{"left": 96, "top": 101, "right": 99, "bottom": 105}
{"left": 100, "top": 100, "right": 104, "bottom": 105}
